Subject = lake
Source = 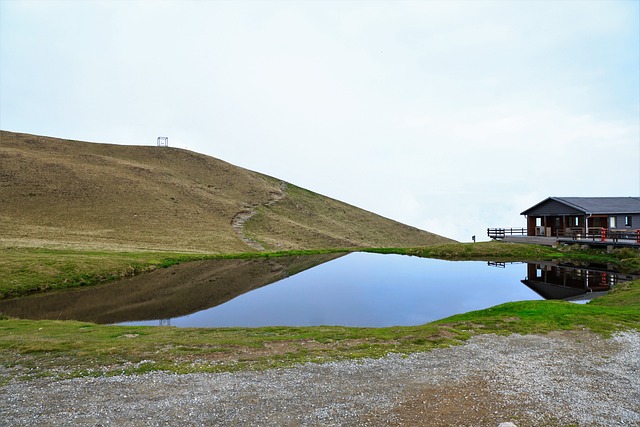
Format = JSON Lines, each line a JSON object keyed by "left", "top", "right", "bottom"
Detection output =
{"left": 1, "top": 252, "right": 633, "bottom": 328}
{"left": 125, "top": 253, "right": 541, "bottom": 327}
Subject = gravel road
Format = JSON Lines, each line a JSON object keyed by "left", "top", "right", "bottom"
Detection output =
{"left": 2, "top": 331, "right": 638, "bottom": 427}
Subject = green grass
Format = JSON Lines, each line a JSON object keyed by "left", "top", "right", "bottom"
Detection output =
{"left": 440, "top": 295, "right": 640, "bottom": 336}
{"left": 0, "top": 319, "right": 462, "bottom": 381}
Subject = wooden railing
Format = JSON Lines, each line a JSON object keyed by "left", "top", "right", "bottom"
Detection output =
{"left": 610, "top": 229, "right": 640, "bottom": 243}
{"left": 564, "top": 228, "right": 640, "bottom": 243}
{"left": 487, "top": 228, "right": 527, "bottom": 239}
{"left": 488, "top": 227, "right": 640, "bottom": 243}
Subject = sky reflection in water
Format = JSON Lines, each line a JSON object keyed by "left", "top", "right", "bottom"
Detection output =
{"left": 123, "top": 252, "right": 541, "bottom": 328}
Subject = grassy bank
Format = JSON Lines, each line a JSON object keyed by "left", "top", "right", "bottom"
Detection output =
{"left": 1, "top": 277, "right": 638, "bottom": 383}
{"left": 368, "top": 241, "right": 640, "bottom": 273}
{"left": 0, "top": 247, "right": 214, "bottom": 299}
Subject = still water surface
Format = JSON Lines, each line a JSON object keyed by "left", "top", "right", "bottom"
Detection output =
{"left": 4, "top": 252, "right": 627, "bottom": 328}
{"left": 122, "top": 252, "right": 540, "bottom": 327}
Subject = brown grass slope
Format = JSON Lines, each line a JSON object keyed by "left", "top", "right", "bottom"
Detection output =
{"left": 0, "top": 131, "right": 453, "bottom": 252}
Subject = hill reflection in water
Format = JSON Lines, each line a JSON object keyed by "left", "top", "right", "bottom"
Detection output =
{"left": 0, "top": 253, "right": 345, "bottom": 324}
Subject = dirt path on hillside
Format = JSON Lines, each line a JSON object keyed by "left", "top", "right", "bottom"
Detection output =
{"left": 2, "top": 331, "right": 638, "bottom": 426}
{"left": 231, "top": 181, "right": 288, "bottom": 251}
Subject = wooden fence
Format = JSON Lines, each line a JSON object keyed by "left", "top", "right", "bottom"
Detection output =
{"left": 565, "top": 228, "right": 640, "bottom": 243}
{"left": 486, "top": 228, "right": 527, "bottom": 239}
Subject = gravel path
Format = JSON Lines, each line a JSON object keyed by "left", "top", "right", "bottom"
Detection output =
{"left": 2, "top": 331, "right": 638, "bottom": 427}
{"left": 230, "top": 181, "right": 287, "bottom": 251}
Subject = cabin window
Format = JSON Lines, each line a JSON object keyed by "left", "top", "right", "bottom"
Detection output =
{"left": 610, "top": 217, "right": 617, "bottom": 228}
{"left": 625, "top": 216, "right": 632, "bottom": 227}
{"left": 536, "top": 218, "right": 542, "bottom": 227}
{"left": 573, "top": 217, "right": 579, "bottom": 227}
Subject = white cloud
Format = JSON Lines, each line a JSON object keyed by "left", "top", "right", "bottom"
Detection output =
{"left": 1, "top": 0, "right": 638, "bottom": 242}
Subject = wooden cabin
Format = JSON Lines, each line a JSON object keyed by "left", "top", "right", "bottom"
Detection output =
{"left": 521, "top": 197, "right": 640, "bottom": 237}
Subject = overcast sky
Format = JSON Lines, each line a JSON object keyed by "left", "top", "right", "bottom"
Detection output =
{"left": 1, "top": 0, "right": 639, "bottom": 242}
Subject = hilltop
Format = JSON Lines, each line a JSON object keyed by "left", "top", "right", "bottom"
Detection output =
{"left": 0, "top": 131, "right": 452, "bottom": 252}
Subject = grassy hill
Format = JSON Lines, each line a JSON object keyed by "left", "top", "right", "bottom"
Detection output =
{"left": 0, "top": 131, "right": 453, "bottom": 253}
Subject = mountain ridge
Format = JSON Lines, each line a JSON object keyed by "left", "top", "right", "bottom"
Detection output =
{"left": 0, "top": 131, "right": 454, "bottom": 252}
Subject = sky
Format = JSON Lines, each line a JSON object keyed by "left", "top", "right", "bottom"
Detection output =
{"left": 1, "top": 0, "right": 639, "bottom": 242}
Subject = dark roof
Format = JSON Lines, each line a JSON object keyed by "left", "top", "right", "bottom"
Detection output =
{"left": 521, "top": 280, "right": 589, "bottom": 300}
{"left": 521, "top": 197, "right": 640, "bottom": 215}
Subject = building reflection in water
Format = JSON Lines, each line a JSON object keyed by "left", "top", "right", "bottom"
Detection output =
{"left": 521, "top": 262, "right": 639, "bottom": 302}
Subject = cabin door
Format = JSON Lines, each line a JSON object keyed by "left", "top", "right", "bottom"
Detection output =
{"left": 590, "top": 216, "right": 607, "bottom": 230}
